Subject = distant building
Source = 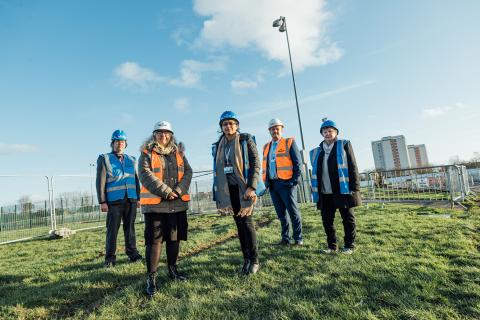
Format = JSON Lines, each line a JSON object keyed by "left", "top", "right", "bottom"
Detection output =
{"left": 372, "top": 135, "right": 411, "bottom": 171}
{"left": 408, "top": 144, "right": 429, "bottom": 168}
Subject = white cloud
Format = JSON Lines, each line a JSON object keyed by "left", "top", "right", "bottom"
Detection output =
{"left": 0, "top": 143, "right": 38, "bottom": 155}
{"left": 231, "top": 80, "right": 258, "bottom": 90}
{"left": 422, "top": 102, "right": 469, "bottom": 118}
{"left": 174, "top": 97, "right": 190, "bottom": 112}
{"left": 119, "top": 113, "right": 135, "bottom": 125}
{"left": 241, "top": 80, "right": 375, "bottom": 118}
{"left": 231, "top": 69, "right": 265, "bottom": 93}
{"left": 301, "top": 80, "right": 376, "bottom": 104}
{"left": 170, "top": 57, "right": 227, "bottom": 87}
{"left": 171, "top": 27, "right": 194, "bottom": 46}
{"left": 114, "top": 58, "right": 226, "bottom": 90}
{"left": 114, "top": 61, "right": 163, "bottom": 89}
{"left": 193, "top": 0, "right": 342, "bottom": 71}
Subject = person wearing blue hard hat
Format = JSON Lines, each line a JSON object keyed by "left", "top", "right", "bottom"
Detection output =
{"left": 309, "top": 119, "right": 361, "bottom": 254}
{"left": 212, "top": 110, "right": 261, "bottom": 275}
{"left": 96, "top": 129, "right": 143, "bottom": 268}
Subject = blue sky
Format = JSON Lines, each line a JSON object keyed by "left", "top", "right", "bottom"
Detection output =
{"left": 1, "top": 0, "right": 479, "bottom": 204}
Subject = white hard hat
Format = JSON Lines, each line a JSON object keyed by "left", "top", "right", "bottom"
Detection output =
{"left": 268, "top": 118, "right": 284, "bottom": 129}
{"left": 153, "top": 121, "right": 173, "bottom": 134}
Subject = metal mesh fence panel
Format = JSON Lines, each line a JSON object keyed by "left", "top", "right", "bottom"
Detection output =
{"left": 1, "top": 165, "right": 472, "bottom": 244}
{"left": 360, "top": 165, "right": 468, "bottom": 207}
{"left": 0, "top": 176, "right": 52, "bottom": 244}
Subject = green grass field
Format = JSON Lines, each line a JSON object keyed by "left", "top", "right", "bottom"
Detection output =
{"left": 1, "top": 202, "right": 479, "bottom": 320}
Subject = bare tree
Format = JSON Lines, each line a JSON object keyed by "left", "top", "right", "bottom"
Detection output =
{"left": 18, "top": 195, "right": 33, "bottom": 214}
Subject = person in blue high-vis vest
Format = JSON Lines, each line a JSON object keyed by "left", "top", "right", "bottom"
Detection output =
{"left": 96, "top": 130, "right": 142, "bottom": 268}
{"left": 310, "top": 120, "right": 361, "bottom": 254}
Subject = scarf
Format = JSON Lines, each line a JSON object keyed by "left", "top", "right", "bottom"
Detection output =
{"left": 215, "top": 133, "right": 255, "bottom": 216}
{"left": 151, "top": 140, "right": 176, "bottom": 155}
{"left": 321, "top": 141, "right": 335, "bottom": 194}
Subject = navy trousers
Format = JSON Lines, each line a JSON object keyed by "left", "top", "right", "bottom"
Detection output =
{"left": 269, "top": 180, "right": 303, "bottom": 242}
{"left": 105, "top": 199, "right": 139, "bottom": 262}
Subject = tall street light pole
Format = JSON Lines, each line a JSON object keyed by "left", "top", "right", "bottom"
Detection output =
{"left": 273, "top": 16, "right": 310, "bottom": 201}
{"left": 272, "top": 16, "right": 306, "bottom": 151}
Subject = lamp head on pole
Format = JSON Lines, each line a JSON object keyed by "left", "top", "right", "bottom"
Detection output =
{"left": 272, "top": 16, "right": 286, "bottom": 32}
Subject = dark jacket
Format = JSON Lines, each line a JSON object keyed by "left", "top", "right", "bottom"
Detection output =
{"left": 213, "top": 133, "right": 261, "bottom": 190}
{"left": 138, "top": 149, "right": 192, "bottom": 214}
{"left": 316, "top": 140, "right": 362, "bottom": 209}
{"left": 264, "top": 137, "right": 302, "bottom": 188}
{"left": 96, "top": 153, "right": 141, "bottom": 204}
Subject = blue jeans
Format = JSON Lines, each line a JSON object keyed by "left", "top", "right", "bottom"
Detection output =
{"left": 269, "top": 180, "right": 303, "bottom": 242}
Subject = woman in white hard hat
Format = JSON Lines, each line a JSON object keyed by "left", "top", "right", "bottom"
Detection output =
{"left": 212, "top": 111, "right": 261, "bottom": 275}
{"left": 309, "top": 119, "right": 361, "bottom": 255}
{"left": 138, "top": 121, "right": 192, "bottom": 298}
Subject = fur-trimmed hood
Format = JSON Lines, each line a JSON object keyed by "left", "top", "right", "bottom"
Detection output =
{"left": 140, "top": 135, "right": 185, "bottom": 156}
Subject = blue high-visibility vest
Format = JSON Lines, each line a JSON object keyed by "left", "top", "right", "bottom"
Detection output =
{"left": 103, "top": 153, "right": 138, "bottom": 202}
{"left": 310, "top": 140, "right": 350, "bottom": 202}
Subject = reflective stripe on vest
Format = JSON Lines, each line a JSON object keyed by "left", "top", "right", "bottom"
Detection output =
{"left": 309, "top": 139, "right": 351, "bottom": 202}
{"left": 336, "top": 140, "right": 350, "bottom": 194}
{"left": 104, "top": 153, "right": 138, "bottom": 202}
{"left": 139, "top": 150, "right": 190, "bottom": 205}
{"left": 309, "top": 147, "right": 321, "bottom": 202}
{"left": 262, "top": 138, "right": 294, "bottom": 182}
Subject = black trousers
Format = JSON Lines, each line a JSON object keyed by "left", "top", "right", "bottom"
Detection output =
{"left": 105, "top": 199, "right": 139, "bottom": 262}
{"left": 229, "top": 185, "right": 258, "bottom": 263}
{"left": 320, "top": 194, "right": 356, "bottom": 249}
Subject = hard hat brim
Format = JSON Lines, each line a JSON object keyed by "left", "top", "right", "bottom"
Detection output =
{"left": 153, "top": 129, "right": 174, "bottom": 134}
{"left": 219, "top": 118, "right": 239, "bottom": 126}
{"left": 268, "top": 124, "right": 284, "bottom": 130}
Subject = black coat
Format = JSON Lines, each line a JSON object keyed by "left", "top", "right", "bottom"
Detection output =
{"left": 316, "top": 140, "right": 362, "bottom": 210}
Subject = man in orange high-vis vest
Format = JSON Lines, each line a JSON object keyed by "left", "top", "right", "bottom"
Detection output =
{"left": 262, "top": 119, "right": 303, "bottom": 246}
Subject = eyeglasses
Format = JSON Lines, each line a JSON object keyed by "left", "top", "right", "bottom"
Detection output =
{"left": 222, "top": 121, "right": 237, "bottom": 127}
{"left": 154, "top": 131, "right": 171, "bottom": 136}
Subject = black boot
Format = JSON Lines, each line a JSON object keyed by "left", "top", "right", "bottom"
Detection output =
{"left": 167, "top": 265, "right": 187, "bottom": 281}
{"left": 240, "top": 259, "right": 251, "bottom": 275}
{"left": 145, "top": 272, "right": 157, "bottom": 298}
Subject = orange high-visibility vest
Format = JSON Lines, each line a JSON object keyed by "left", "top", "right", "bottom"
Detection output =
{"left": 140, "top": 149, "right": 190, "bottom": 204}
{"left": 262, "top": 138, "right": 294, "bottom": 182}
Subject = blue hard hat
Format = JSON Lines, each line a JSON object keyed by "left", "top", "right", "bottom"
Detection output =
{"left": 320, "top": 120, "right": 338, "bottom": 134}
{"left": 219, "top": 110, "right": 239, "bottom": 126}
{"left": 111, "top": 129, "right": 127, "bottom": 141}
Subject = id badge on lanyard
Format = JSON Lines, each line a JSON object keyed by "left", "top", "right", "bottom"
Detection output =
{"left": 224, "top": 144, "right": 234, "bottom": 174}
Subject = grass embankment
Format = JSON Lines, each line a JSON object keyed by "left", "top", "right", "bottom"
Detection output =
{"left": 0, "top": 203, "right": 479, "bottom": 319}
